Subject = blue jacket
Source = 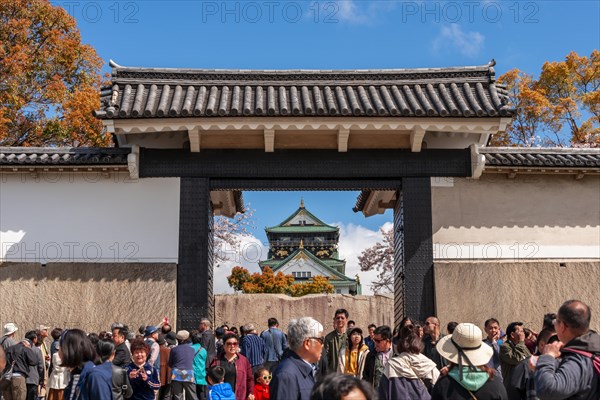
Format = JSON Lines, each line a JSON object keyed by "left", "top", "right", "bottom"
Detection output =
{"left": 81, "top": 361, "right": 112, "bottom": 400}
{"left": 127, "top": 362, "right": 161, "bottom": 400}
{"left": 208, "top": 382, "right": 236, "bottom": 400}
{"left": 271, "top": 351, "right": 314, "bottom": 400}
{"left": 534, "top": 331, "right": 600, "bottom": 400}
{"left": 260, "top": 328, "right": 288, "bottom": 362}
{"left": 192, "top": 343, "right": 208, "bottom": 385}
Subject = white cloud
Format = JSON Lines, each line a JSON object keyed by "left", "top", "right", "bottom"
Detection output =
{"left": 335, "top": 0, "right": 398, "bottom": 25}
{"left": 213, "top": 221, "right": 394, "bottom": 296}
{"left": 432, "top": 24, "right": 485, "bottom": 58}
{"left": 333, "top": 221, "right": 393, "bottom": 295}
{"left": 213, "top": 234, "right": 267, "bottom": 294}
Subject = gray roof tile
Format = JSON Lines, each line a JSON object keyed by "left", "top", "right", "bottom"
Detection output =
{"left": 481, "top": 148, "right": 600, "bottom": 169}
{"left": 95, "top": 63, "right": 515, "bottom": 119}
{"left": 0, "top": 147, "right": 130, "bottom": 166}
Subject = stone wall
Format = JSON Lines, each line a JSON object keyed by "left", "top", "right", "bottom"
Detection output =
{"left": 0, "top": 262, "right": 177, "bottom": 334}
{"left": 434, "top": 260, "right": 600, "bottom": 333}
{"left": 214, "top": 293, "right": 394, "bottom": 332}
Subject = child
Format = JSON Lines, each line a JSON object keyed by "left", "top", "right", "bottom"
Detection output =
{"left": 206, "top": 366, "right": 236, "bottom": 400}
{"left": 253, "top": 368, "right": 271, "bottom": 400}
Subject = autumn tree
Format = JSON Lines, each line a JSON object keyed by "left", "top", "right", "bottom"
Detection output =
{"left": 0, "top": 0, "right": 109, "bottom": 147}
{"left": 227, "top": 266, "right": 334, "bottom": 297}
{"left": 358, "top": 227, "right": 394, "bottom": 294}
{"left": 492, "top": 51, "right": 599, "bottom": 147}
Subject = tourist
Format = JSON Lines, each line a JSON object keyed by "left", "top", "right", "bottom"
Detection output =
{"left": 2, "top": 323, "right": 19, "bottom": 351}
{"left": 47, "top": 341, "right": 70, "bottom": 400}
{"left": 143, "top": 326, "right": 160, "bottom": 372}
{"left": 363, "top": 324, "right": 376, "bottom": 354}
{"left": 423, "top": 316, "right": 445, "bottom": 369}
{"left": 4, "top": 333, "right": 39, "bottom": 400}
{"left": 337, "top": 327, "right": 369, "bottom": 378}
{"left": 157, "top": 334, "right": 172, "bottom": 400}
{"left": 483, "top": 318, "right": 503, "bottom": 379}
{"left": 60, "top": 329, "right": 98, "bottom": 400}
{"left": 362, "top": 325, "right": 392, "bottom": 391}
{"left": 24, "top": 330, "right": 44, "bottom": 400}
{"left": 505, "top": 328, "right": 558, "bottom": 400}
{"left": 191, "top": 332, "right": 208, "bottom": 399}
{"left": 169, "top": 330, "right": 198, "bottom": 400}
{"left": 260, "top": 318, "right": 287, "bottom": 373}
{"left": 199, "top": 319, "right": 217, "bottom": 368}
{"left": 112, "top": 327, "right": 131, "bottom": 367}
{"left": 206, "top": 366, "right": 235, "bottom": 400}
{"left": 499, "top": 322, "right": 531, "bottom": 384}
{"left": 79, "top": 339, "right": 117, "bottom": 400}
{"left": 534, "top": 300, "right": 600, "bottom": 399}
{"left": 270, "top": 317, "right": 324, "bottom": 400}
{"left": 127, "top": 339, "right": 161, "bottom": 400}
{"left": 252, "top": 367, "right": 270, "bottom": 400}
{"left": 431, "top": 323, "right": 507, "bottom": 400}
{"left": 49, "top": 328, "right": 62, "bottom": 358}
{"left": 324, "top": 309, "right": 349, "bottom": 373}
{"left": 378, "top": 325, "right": 439, "bottom": 400}
{"left": 310, "top": 374, "right": 375, "bottom": 400}
{"left": 240, "top": 324, "right": 265, "bottom": 372}
{"left": 210, "top": 333, "right": 253, "bottom": 400}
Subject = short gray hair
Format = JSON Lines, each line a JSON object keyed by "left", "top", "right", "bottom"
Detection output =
{"left": 200, "top": 318, "right": 211, "bottom": 328}
{"left": 287, "top": 317, "right": 323, "bottom": 351}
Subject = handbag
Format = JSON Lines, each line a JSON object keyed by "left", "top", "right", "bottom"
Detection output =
{"left": 0, "top": 361, "right": 16, "bottom": 391}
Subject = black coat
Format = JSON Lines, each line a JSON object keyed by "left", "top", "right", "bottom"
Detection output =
{"left": 6, "top": 343, "right": 38, "bottom": 376}
{"left": 431, "top": 375, "right": 508, "bottom": 400}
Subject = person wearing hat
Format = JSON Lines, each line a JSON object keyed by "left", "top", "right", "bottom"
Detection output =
{"left": 143, "top": 326, "right": 161, "bottom": 373}
{"left": 337, "top": 327, "right": 369, "bottom": 378}
{"left": 431, "top": 323, "right": 507, "bottom": 400}
{"left": 2, "top": 323, "right": 19, "bottom": 350}
{"left": 169, "top": 330, "right": 199, "bottom": 400}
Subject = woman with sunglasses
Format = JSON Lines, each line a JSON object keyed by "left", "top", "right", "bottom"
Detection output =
{"left": 210, "top": 333, "right": 254, "bottom": 400}
{"left": 253, "top": 368, "right": 270, "bottom": 400}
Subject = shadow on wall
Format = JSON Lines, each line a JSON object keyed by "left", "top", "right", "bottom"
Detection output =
{"left": 0, "top": 262, "right": 177, "bottom": 282}
{"left": 432, "top": 174, "right": 600, "bottom": 230}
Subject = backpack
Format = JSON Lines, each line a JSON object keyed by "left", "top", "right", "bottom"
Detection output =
{"left": 111, "top": 365, "right": 133, "bottom": 400}
{"left": 562, "top": 348, "right": 600, "bottom": 380}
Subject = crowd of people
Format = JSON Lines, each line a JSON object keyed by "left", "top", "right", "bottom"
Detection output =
{"left": 1, "top": 299, "right": 598, "bottom": 400}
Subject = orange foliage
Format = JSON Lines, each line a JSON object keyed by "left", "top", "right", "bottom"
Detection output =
{"left": 0, "top": 0, "right": 109, "bottom": 146}
{"left": 227, "top": 266, "right": 334, "bottom": 297}
{"left": 494, "top": 51, "right": 599, "bottom": 147}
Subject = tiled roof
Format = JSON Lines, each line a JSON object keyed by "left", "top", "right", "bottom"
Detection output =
{"left": 95, "top": 61, "right": 514, "bottom": 119}
{"left": 353, "top": 147, "right": 600, "bottom": 212}
{"left": 265, "top": 225, "right": 339, "bottom": 233}
{"left": 0, "top": 147, "right": 130, "bottom": 165}
{"left": 481, "top": 147, "right": 600, "bottom": 168}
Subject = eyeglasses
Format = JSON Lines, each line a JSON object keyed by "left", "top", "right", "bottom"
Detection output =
{"left": 225, "top": 341, "right": 238, "bottom": 346}
{"left": 262, "top": 375, "right": 272, "bottom": 380}
{"left": 308, "top": 337, "right": 324, "bottom": 345}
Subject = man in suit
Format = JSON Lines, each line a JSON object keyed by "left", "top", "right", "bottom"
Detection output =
{"left": 271, "top": 317, "right": 324, "bottom": 400}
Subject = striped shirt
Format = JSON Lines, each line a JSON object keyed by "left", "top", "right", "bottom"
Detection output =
{"left": 240, "top": 334, "right": 265, "bottom": 367}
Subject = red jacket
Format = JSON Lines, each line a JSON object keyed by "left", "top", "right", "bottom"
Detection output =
{"left": 210, "top": 354, "right": 254, "bottom": 400}
{"left": 254, "top": 383, "right": 270, "bottom": 400}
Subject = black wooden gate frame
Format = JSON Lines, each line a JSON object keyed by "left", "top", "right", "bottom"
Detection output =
{"left": 140, "top": 148, "right": 472, "bottom": 330}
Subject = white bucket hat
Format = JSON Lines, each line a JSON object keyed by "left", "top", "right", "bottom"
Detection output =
{"left": 436, "top": 323, "right": 493, "bottom": 376}
{"left": 3, "top": 322, "right": 18, "bottom": 336}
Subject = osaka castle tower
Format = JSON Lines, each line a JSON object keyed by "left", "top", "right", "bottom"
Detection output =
{"left": 259, "top": 200, "right": 361, "bottom": 295}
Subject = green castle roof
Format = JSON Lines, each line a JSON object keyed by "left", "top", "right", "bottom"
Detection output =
{"left": 265, "top": 203, "right": 339, "bottom": 233}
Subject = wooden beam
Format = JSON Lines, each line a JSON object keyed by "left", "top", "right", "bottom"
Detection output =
{"left": 188, "top": 127, "right": 201, "bottom": 152}
{"left": 338, "top": 128, "right": 350, "bottom": 152}
{"left": 410, "top": 127, "right": 426, "bottom": 152}
{"left": 264, "top": 129, "right": 275, "bottom": 152}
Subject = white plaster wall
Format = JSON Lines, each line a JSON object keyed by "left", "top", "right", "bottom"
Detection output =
{"left": 431, "top": 174, "right": 600, "bottom": 260}
{"left": 0, "top": 172, "right": 180, "bottom": 262}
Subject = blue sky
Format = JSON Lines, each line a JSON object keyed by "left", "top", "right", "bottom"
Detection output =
{"left": 52, "top": 0, "right": 599, "bottom": 292}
